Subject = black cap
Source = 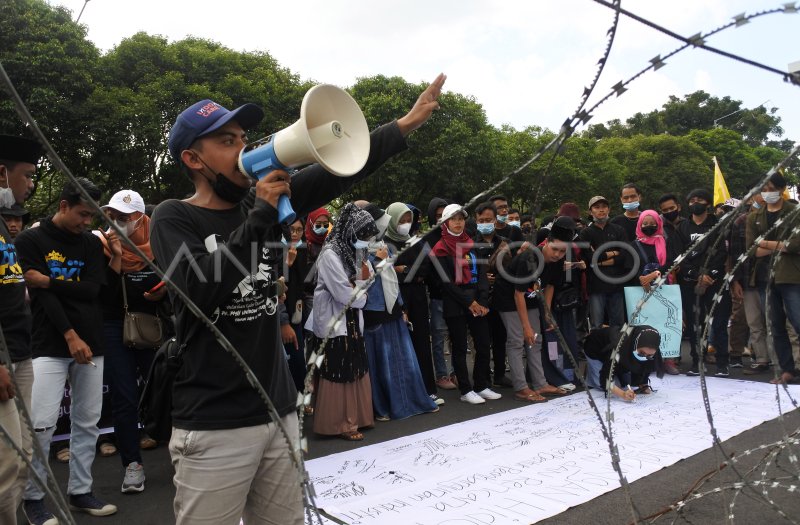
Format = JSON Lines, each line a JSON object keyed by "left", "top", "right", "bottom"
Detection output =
{"left": 0, "top": 203, "right": 30, "bottom": 220}
{"left": 0, "top": 135, "right": 43, "bottom": 164}
{"left": 686, "top": 188, "right": 712, "bottom": 204}
{"left": 549, "top": 216, "right": 577, "bottom": 242}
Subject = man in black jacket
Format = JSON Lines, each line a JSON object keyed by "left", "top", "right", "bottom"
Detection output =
{"left": 151, "top": 74, "right": 445, "bottom": 524}
{"left": 17, "top": 178, "right": 118, "bottom": 520}
{"left": 676, "top": 188, "right": 730, "bottom": 377}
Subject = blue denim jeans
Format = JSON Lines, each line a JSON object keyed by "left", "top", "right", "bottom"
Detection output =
{"left": 429, "top": 298, "right": 450, "bottom": 378}
{"left": 104, "top": 321, "right": 155, "bottom": 468}
{"left": 766, "top": 283, "right": 800, "bottom": 375}
{"left": 588, "top": 291, "right": 625, "bottom": 331}
{"left": 25, "top": 356, "right": 105, "bottom": 499}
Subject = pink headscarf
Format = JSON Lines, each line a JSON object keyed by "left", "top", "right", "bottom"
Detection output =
{"left": 636, "top": 210, "right": 667, "bottom": 266}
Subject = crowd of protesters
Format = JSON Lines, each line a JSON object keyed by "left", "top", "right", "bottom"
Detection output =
{"left": 2, "top": 79, "right": 799, "bottom": 524}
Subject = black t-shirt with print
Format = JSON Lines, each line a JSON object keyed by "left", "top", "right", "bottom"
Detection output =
{"left": 0, "top": 219, "right": 31, "bottom": 362}
{"left": 15, "top": 218, "right": 106, "bottom": 359}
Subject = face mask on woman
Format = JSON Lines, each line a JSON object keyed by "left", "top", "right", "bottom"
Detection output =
{"left": 396, "top": 223, "right": 412, "bottom": 237}
{"left": 641, "top": 225, "right": 658, "bottom": 237}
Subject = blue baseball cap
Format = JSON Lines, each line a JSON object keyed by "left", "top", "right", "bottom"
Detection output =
{"left": 168, "top": 99, "right": 264, "bottom": 163}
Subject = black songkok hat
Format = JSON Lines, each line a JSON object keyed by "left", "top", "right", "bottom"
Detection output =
{"left": 0, "top": 135, "right": 43, "bottom": 165}
{"left": 549, "top": 216, "right": 577, "bottom": 242}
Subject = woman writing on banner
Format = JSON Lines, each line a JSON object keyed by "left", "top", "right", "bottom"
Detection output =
{"left": 583, "top": 325, "right": 665, "bottom": 401}
{"left": 96, "top": 190, "right": 168, "bottom": 493}
{"left": 308, "top": 203, "right": 377, "bottom": 441}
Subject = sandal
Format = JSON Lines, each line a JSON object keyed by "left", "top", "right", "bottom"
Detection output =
{"left": 770, "top": 371, "right": 800, "bottom": 385}
{"left": 514, "top": 389, "right": 547, "bottom": 403}
{"left": 536, "top": 385, "right": 568, "bottom": 397}
{"left": 339, "top": 431, "right": 364, "bottom": 441}
{"left": 99, "top": 442, "right": 117, "bottom": 457}
{"left": 56, "top": 447, "right": 70, "bottom": 463}
{"left": 139, "top": 436, "right": 158, "bottom": 450}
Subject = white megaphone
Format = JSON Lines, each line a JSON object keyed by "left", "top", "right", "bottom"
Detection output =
{"left": 238, "top": 84, "right": 370, "bottom": 224}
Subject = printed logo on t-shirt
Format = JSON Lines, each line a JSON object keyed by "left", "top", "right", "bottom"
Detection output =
{"left": 0, "top": 234, "right": 24, "bottom": 285}
{"left": 46, "top": 250, "right": 85, "bottom": 281}
{"left": 213, "top": 245, "right": 278, "bottom": 324}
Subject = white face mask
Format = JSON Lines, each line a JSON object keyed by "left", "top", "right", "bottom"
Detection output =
{"left": 112, "top": 217, "right": 140, "bottom": 237}
{"left": 761, "top": 191, "right": 782, "bottom": 204}
{"left": 0, "top": 177, "right": 15, "bottom": 209}
{"left": 395, "top": 223, "right": 412, "bottom": 237}
{"left": 0, "top": 187, "right": 15, "bottom": 209}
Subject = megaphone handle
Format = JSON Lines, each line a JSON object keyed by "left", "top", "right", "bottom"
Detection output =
{"left": 277, "top": 194, "right": 297, "bottom": 225}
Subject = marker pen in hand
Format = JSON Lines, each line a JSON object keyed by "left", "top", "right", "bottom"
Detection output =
{"left": 626, "top": 385, "right": 635, "bottom": 402}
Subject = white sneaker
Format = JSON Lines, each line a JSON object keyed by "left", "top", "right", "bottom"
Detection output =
{"left": 558, "top": 383, "right": 576, "bottom": 392}
{"left": 430, "top": 394, "right": 445, "bottom": 406}
{"left": 477, "top": 388, "right": 502, "bottom": 400}
{"left": 460, "top": 391, "right": 486, "bottom": 404}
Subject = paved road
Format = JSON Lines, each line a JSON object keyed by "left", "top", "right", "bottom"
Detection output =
{"left": 20, "top": 354, "right": 800, "bottom": 524}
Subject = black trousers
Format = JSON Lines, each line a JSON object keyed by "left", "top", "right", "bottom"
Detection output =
{"left": 401, "top": 282, "right": 437, "bottom": 395}
{"left": 445, "top": 313, "right": 492, "bottom": 395}
{"left": 487, "top": 309, "right": 507, "bottom": 380}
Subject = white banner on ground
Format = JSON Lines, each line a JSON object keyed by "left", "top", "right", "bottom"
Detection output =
{"left": 306, "top": 377, "right": 799, "bottom": 525}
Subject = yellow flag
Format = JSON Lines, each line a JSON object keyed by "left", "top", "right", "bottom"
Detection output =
{"left": 779, "top": 167, "right": 791, "bottom": 200}
{"left": 713, "top": 156, "right": 731, "bottom": 206}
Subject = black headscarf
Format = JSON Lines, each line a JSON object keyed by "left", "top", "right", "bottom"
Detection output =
{"left": 324, "top": 203, "right": 378, "bottom": 279}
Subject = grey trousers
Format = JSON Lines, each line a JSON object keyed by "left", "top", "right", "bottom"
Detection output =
{"left": 499, "top": 310, "right": 546, "bottom": 391}
{"left": 169, "top": 412, "right": 304, "bottom": 525}
{"left": 0, "top": 359, "right": 33, "bottom": 524}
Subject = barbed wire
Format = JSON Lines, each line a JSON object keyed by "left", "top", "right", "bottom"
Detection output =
{"left": 0, "top": 1, "right": 798, "bottom": 524}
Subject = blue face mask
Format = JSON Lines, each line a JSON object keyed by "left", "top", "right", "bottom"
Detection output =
{"left": 623, "top": 201, "right": 640, "bottom": 211}
{"left": 477, "top": 223, "right": 495, "bottom": 235}
{"left": 508, "top": 220, "right": 521, "bottom": 228}
{"left": 313, "top": 225, "right": 328, "bottom": 236}
{"left": 353, "top": 239, "right": 370, "bottom": 249}
{"left": 752, "top": 201, "right": 761, "bottom": 209}
{"left": 496, "top": 214, "right": 508, "bottom": 223}
{"left": 633, "top": 349, "right": 654, "bottom": 362}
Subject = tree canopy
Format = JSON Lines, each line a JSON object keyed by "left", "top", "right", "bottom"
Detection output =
{"left": 1, "top": 0, "right": 795, "bottom": 223}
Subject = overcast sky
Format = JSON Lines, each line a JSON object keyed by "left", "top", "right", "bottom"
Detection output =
{"left": 51, "top": 0, "right": 799, "bottom": 144}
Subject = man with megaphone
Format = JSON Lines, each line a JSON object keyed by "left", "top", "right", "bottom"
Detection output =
{"left": 149, "top": 73, "right": 445, "bottom": 525}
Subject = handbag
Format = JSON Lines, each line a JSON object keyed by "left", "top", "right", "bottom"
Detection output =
{"left": 121, "top": 275, "right": 165, "bottom": 349}
{"left": 553, "top": 286, "right": 580, "bottom": 312}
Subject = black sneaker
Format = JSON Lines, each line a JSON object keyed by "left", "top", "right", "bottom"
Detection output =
{"left": 730, "top": 357, "right": 743, "bottom": 368}
{"left": 69, "top": 492, "right": 118, "bottom": 516}
{"left": 715, "top": 366, "right": 730, "bottom": 377}
{"left": 686, "top": 362, "right": 705, "bottom": 376}
{"left": 22, "top": 499, "right": 58, "bottom": 525}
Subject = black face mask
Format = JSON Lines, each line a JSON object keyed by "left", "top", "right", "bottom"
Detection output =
{"left": 196, "top": 154, "right": 251, "bottom": 204}
{"left": 521, "top": 227, "right": 532, "bottom": 235}
{"left": 641, "top": 225, "right": 658, "bottom": 236}
{"left": 662, "top": 210, "right": 680, "bottom": 223}
{"left": 689, "top": 203, "right": 708, "bottom": 216}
